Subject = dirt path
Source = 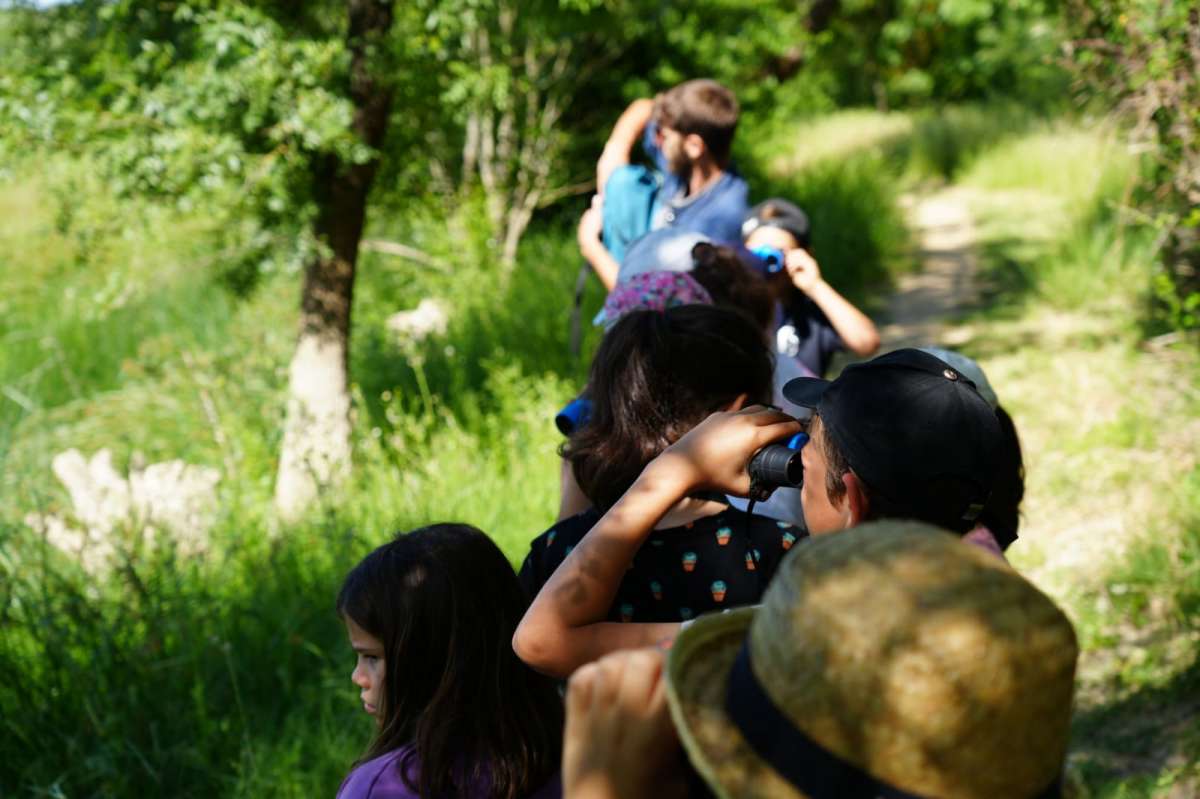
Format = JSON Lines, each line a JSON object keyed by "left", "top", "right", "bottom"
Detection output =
{"left": 879, "top": 187, "right": 981, "bottom": 349}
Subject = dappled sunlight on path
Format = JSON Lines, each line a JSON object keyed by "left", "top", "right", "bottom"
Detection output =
{"left": 880, "top": 188, "right": 981, "bottom": 349}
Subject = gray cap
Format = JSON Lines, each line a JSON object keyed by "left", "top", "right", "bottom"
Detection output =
{"left": 617, "top": 229, "right": 711, "bottom": 283}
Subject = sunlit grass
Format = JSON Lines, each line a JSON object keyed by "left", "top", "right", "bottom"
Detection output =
{"left": 767, "top": 108, "right": 913, "bottom": 174}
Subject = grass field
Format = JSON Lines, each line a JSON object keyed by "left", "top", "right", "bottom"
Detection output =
{"left": 2, "top": 107, "right": 1196, "bottom": 797}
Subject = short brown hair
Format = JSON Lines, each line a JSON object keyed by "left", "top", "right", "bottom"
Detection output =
{"left": 655, "top": 79, "right": 739, "bottom": 166}
{"left": 815, "top": 415, "right": 851, "bottom": 505}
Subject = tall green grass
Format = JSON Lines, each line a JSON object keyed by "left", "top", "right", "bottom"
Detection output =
{"left": 961, "top": 124, "right": 1151, "bottom": 313}
{"left": 751, "top": 100, "right": 1041, "bottom": 187}
{"left": 0, "top": 162, "right": 598, "bottom": 795}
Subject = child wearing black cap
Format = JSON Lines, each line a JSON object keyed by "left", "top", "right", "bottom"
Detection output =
{"left": 742, "top": 198, "right": 880, "bottom": 376}
{"left": 781, "top": 348, "right": 1002, "bottom": 536}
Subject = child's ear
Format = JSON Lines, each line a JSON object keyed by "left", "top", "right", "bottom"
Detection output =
{"left": 842, "top": 471, "right": 870, "bottom": 527}
{"left": 684, "top": 133, "right": 705, "bottom": 161}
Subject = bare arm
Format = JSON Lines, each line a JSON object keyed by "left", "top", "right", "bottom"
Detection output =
{"left": 578, "top": 200, "right": 620, "bottom": 291}
{"left": 596, "top": 98, "right": 656, "bottom": 193}
{"left": 515, "top": 457, "right": 687, "bottom": 676}
{"left": 785, "top": 249, "right": 880, "bottom": 357}
{"left": 558, "top": 456, "right": 593, "bottom": 521}
{"left": 563, "top": 649, "right": 687, "bottom": 799}
{"left": 513, "top": 407, "right": 801, "bottom": 677}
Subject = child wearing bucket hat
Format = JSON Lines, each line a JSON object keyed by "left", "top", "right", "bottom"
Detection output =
{"left": 562, "top": 521, "right": 1078, "bottom": 799}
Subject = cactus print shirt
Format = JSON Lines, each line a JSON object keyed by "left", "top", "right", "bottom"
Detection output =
{"left": 518, "top": 506, "right": 807, "bottom": 624}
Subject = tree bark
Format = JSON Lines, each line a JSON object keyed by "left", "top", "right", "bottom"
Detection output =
{"left": 274, "top": 0, "right": 395, "bottom": 521}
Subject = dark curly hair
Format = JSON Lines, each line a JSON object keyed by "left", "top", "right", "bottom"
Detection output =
{"left": 562, "top": 305, "right": 773, "bottom": 510}
{"left": 689, "top": 242, "right": 774, "bottom": 332}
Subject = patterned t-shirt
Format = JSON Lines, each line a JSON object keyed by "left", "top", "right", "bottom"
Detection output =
{"left": 518, "top": 507, "right": 807, "bottom": 623}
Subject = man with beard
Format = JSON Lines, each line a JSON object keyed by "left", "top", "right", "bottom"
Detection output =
{"left": 578, "top": 79, "right": 749, "bottom": 291}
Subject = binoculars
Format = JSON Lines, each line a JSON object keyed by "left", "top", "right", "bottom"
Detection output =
{"left": 749, "top": 245, "right": 787, "bottom": 274}
{"left": 747, "top": 432, "right": 808, "bottom": 501}
{"left": 555, "top": 396, "right": 593, "bottom": 436}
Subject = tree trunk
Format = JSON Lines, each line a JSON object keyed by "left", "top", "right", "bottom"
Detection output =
{"left": 274, "top": 0, "right": 395, "bottom": 521}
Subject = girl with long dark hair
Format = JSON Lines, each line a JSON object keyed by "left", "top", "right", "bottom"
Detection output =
{"left": 336, "top": 524, "right": 563, "bottom": 799}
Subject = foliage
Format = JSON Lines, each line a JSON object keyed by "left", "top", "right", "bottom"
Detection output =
{"left": 802, "top": 0, "right": 1069, "bottom": 110}
{"left": 1, "top": 0, "right": 1074, "bottom": 278}
{"left": 1065, "top": 0, "right": 1200, "bottom": 332}
{"left": 0, "top": 162, "right": 580, "bottom": 796}
{"left": 0, "top": 1, "right": 366, "bottom": 292}
{"left": 961, "top": 123, "right": 1154, "bottom": 311}
{"left": 4, "top": 0, "right": 1190, "bottom": 794}
{"left": 947, "top": 122, "right": 1200, "bottom": 796}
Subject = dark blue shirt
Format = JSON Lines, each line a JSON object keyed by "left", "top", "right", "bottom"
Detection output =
{"left": 775, "top": 296, "right": 844, "bottom": 378}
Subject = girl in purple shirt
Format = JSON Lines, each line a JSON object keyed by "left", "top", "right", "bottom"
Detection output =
{"left": 336, "top": 524, "right": 564, "bottom": 799}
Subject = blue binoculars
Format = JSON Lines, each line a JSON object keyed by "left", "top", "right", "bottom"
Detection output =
{"left": 555, "top": 396, "right": 593, "bottom": 436}
{"left": 749, "top": 245, "right": 787, "bottom": 274}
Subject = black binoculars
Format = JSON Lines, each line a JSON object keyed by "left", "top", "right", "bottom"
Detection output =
{"left": 747, "top": 432, "right": 808, "bottom": 501}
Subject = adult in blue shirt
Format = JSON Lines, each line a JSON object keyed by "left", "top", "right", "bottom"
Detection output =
{"left": 578, "top": 79, "right": 750, "bottom": 290}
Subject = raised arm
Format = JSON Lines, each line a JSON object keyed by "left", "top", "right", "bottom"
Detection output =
{"left": 578, "top": 199, "right": 620, "bottom": 291}
{"left": 785, "top": 249, "right": 881, "bottom": 357}
{"left": 513, "top": 406, "right": 801, "bottom": 677}
{"left": 596, "top": 98, "right": 656, "bottom": 194}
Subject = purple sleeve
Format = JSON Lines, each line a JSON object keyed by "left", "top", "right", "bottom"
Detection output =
{"left": 336, "top": 749, "right": 419, "bottom": 799}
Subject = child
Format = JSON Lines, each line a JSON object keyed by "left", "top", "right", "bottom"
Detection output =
{"left": 557, "top": 245, "right": 807, "bottom": 526}
{"left": 336, "top": 524, "right": 563, "bottom": 799}
{"left": 515, "top": 305, "right": 808, "bottom": 678}
{"left": 918, "top": 346, "right": 1025, "bottom": 553}
{"left": 742, "top": 198, "right": 880, "bottom": 376}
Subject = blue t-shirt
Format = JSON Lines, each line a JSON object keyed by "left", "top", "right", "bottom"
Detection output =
{"left": 643, "top": 121, "right": 749, "bottom": 244}
{"left": 599, "top": 124, "right": 749, "bottom": 263}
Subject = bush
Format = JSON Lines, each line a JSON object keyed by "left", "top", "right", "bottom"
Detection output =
{"left": 1065, "top": 0, "right": 1200, "bottom": 333}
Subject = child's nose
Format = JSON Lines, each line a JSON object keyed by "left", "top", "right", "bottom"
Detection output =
{"left": 351, "top": 664, "right": 368, "bottom": 688}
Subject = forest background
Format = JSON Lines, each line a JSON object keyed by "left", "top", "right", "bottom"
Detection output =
{"left": 0, "top": 0, "right": 1197, "bottom": 796}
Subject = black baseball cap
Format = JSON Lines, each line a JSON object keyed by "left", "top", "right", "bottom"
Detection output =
{"left": 741, "top": 199, "right": 811, "bottom": 249}
{"left": 783, "top": 349, "right": 1002, "bottom": 533}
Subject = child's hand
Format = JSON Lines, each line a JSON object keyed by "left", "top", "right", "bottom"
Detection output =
{"left": 577, "top": 195, "right": 604, "bottom": 253}
{"left": 785, "top": 248, "right": 824, "bottom": 294}
{"left": 563, "top": 648, "right": 687, "bottom": 799}
{"left": 657, "top": 405, "right": 802, "bottom": 496}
